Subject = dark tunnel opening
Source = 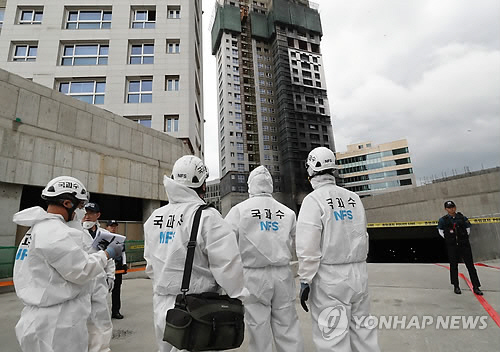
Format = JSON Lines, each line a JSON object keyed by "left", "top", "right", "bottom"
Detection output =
{"left": 367, "top": 227, "right": 449, "bottom": 263}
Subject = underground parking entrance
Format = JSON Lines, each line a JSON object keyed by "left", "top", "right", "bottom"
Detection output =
{"left": 367, "top": 226, "right": 449, "bottom": 263}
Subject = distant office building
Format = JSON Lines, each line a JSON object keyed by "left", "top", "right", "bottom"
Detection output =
{"left": 0, "top": 0, "right": 204, "bottom": 156}
{"left": 211, "top": 0, "right": 334, "bottom": 214}
{"left": 336, "top": 139, "right": 416, "bottom": 197}
{"left": 205, "top": 179, "right": 222, "bottom": 213}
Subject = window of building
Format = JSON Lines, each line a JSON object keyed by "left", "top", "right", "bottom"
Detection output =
{"left": 0, "top": 8, "right": 5, "bottom": 29}
{"left": 131, "top": 8, "right": 155, "bottom": 28}
{"left": 58, "top": 79, "right": 105, "bottom": 104}
{"left": 18, "top": 8, "right": 43, "bottom": 24}
{"left": 167, "top": 6, "right": 181, "bottom": 19}
{"left": 166, "top": 39, "right": 180, "bottom": 53}
{"left": 61, "top": 43, "right": 108, "bottom": 65}
{"left": 164, "top": 115, "right": 179, "bottom": 132}
{"left": 236, "top": 143, "right": 244, "bottom": 151}
{"left": 127, "top": 78, "right": 152, "bottom": 103}
{"left": 129, "top": 43, "right": 154, "bottom": 64}
{"left": 66, "top": 9, "right": 112, "bottom": 29}
{"left": 11, "top": 43, "right": 38, "bottom": 61}
{"left": 237, "top": 164, "right": 245, "bottom": 172}
{"left": 126, "top": 115, "right": 152, "bottom": 128}
{"left": 165, "top": 75, "right": 180, "bottom": 91}
{"left": 400, "top": 179, "right": 412, "bottom": 186}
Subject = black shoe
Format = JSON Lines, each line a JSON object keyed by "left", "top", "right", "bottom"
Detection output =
{"left": 112, "top": 312, "right": 124, "bottom": 319}
{"left": 473, "top": 287, "right": 484, "bottom": 296}
{"left": 454, "top": 286, "right": 462, "bottom": 294}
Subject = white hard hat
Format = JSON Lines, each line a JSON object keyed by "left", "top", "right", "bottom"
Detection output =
{"left": 171, "top": 155, "right": 209, "bottom": 188}
{"left": 41, "top": 176, "right": 88, "bottom": 202}
{"left": 305, "top": 147, "right": 337, "bottom": 177}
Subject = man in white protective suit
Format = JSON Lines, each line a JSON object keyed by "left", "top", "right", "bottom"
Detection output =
{"left": 81, "top": 202, "right": 116, "bottom": 352}
{"left": 13, "top": 176, "right": 123, "bottom": 352}
{"left": 143, "top": 155, "right": 249, "bottom": 352}
{"left": 296, "top": 147, "right": 380, "bottom": 352}
{"left": 225, "top": 165, "right": 305, "bottom": 352}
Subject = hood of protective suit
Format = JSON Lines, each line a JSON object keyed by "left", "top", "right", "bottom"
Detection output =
{"left": 248, "top": 166, "right": 273, "bottom": 196}
{"left": 310, "top": 173, "right": 336, "bottom": 190}
{"left": 13, "top": 206, "right": 64, "bottom": 227}
{"left": 163, "top": 175, "right": 204, "bottom": 204}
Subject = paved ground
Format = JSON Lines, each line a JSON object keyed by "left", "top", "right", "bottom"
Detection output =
{"left": 1, "top": 261, "right": 499, "bottom": 351}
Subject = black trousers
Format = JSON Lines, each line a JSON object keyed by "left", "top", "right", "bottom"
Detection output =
{"left": 446, "top": 241, "right": 481, "bottom": 288}
{"left": 112, "top": 273, "right": 123, "bottom": 314}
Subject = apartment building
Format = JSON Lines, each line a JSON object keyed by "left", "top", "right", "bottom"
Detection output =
{"left": 0, "top": 0, "right": 204, "bottom": 156}
{"left": 211, "top": 0, "right": 334, "bottom": 214}
{"left": 205, "top": 179, "right": 222, "bottom": 212}
{"left": 336, "top": 139, "right": 416, "bottom": 197}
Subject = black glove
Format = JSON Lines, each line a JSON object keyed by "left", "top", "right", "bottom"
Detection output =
{"left": 300, "top": 282, "right": 310, "bottom": 312}
{"left": 97, "top": 238, "right": 111, "bottom": 251}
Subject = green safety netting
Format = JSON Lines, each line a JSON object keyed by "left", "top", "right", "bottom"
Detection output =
{"left": 0, "top": 247, "right": 17, "bottom": 279}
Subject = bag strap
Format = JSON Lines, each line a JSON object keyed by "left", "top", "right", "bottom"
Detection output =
{"left": 180, "top": 203, "right": 212, "bottom": 293}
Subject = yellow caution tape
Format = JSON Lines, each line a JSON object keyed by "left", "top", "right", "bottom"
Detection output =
{"left": 367, "top": 217, "right": 500, "bottom": 228}
{"left": 129, "top": 245, "right": 144, "bottom": 250}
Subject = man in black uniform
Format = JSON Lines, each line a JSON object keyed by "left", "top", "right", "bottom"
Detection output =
{"left": 438, "top": 200, "right": 483, "bottom": 295}
{"left": 106, "top": 220, "right": 127, "bottom": 319}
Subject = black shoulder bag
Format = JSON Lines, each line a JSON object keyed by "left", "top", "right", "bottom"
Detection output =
{"left": 163, "top": 204, "right": 245, "bottom": 351}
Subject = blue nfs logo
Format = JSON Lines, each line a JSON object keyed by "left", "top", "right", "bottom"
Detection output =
{"left": 260, "top": 221, "right": 279, "bottom": 231}
{"left": 16, "top": 248, "right": 28, "bottom": 261}
{"left": 334, "top": 210, "right": 353, "bottom": 221}
{"left": 159, "top": 231, "right": 176, "bottom": 244}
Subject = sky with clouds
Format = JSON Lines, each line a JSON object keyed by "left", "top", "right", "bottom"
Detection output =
{"left": 202, "top": 0, "right": 500, "bottom": 184}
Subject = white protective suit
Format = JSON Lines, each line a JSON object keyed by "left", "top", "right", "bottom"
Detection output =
{"left": 83, "top": 224, "right": 115, "bottom": 352}
{"left": 225, "top": 166, "right": 304, "bottom": 352}
{"left": 296, "top": 174, "right": 380, "bottom": 352}
{"left": 13, "top": 206, "right": 109, "bottom": 352}
{"left": 144, "top": 176, "right": 249, "bottom": 352}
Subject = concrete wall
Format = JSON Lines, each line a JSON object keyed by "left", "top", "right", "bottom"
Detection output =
{"left": 363, "top": 168, "right": 500, "bottom": 260}
{"left": 363, "top": 168, "right": 499, "bottom": 222}
{"left": 0, "top": 68, "right": 191, "bottom": 245}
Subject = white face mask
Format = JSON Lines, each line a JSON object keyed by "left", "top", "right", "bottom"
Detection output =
{"left": 82, "top": 221, "right": 96, "bottom": 230}
{"left": 74, "top": 208, "right": 86, "bottom": 222}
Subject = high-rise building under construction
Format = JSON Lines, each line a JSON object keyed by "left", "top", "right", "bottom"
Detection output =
{"left": 211, "top": 0, "right": 334, "bottom": 214}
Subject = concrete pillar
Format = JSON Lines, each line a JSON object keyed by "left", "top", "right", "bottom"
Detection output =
{"left": 0, "top": 182, "right": 23, "bottom": 246}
